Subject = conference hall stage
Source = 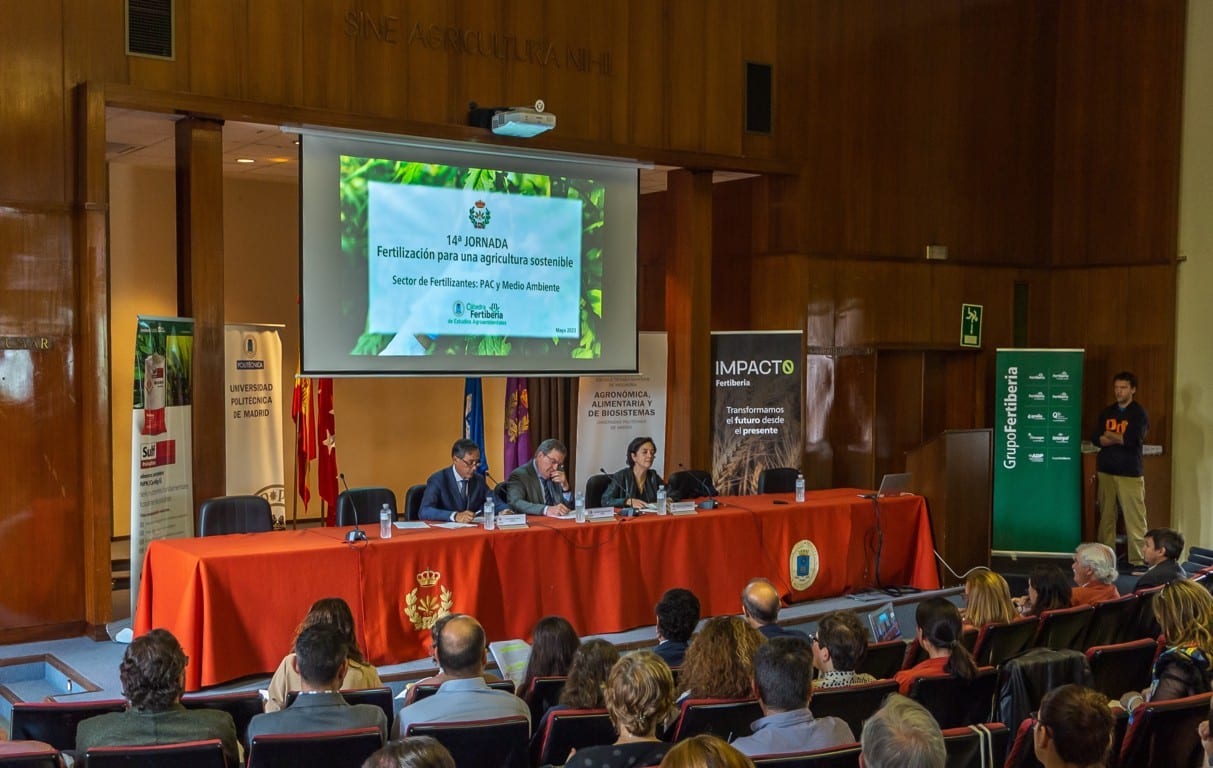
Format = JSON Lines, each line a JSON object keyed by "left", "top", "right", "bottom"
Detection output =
{"left": 135, "top": 489, "right": 939, "bottom": 690}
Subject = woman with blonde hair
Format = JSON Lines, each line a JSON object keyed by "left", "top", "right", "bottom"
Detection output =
{"left": 659, "top": 734, "right": 755, "bottom": 768}
{"left": 963, "top": 569, "right": 1018, "bottom": 630}
{"left": 265, "top": 597, "right": 381, "bottom": 712}
{"left": 566, "top": 651, "right": 675, "bottom": 767}
{"left": 1121, "top": 579, "right": 1213, "bottom": 712}
{"left": 678, "top": 616, "right": 765, "bottom": 700}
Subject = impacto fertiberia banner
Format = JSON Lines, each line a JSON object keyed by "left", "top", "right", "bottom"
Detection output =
{"left": 575, "top": 332, "right": 667, "bottom": 492}
{"left": 711, "top": 331, "right": 803, "bottom": 495}
{"left": 992, "top": 349, "right": 1084, "bottom": 554}
{"left": 224, "top": 324, "right": 285, "bottom": 528}
{"left": 130, "top": 316, "right": 195, "bottom": 614}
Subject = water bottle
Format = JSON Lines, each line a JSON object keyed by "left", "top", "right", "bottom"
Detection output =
{"left": 575, "top": 491, "right": 586, "bottom": 523}
{"left": 379, "top": 503, "right": 392, "bottom": 539}
{"left": 794, "top": 473, "right": 806, "bottom": 503}
{"left": 656, "top": 485, "right": 667, "bottom": 516}
{"left": 483, "top": 497, "right": 496, "bottom": 531}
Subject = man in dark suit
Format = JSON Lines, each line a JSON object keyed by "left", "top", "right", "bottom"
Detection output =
{"left": 506, "top": 438, "right": 572, "bottom": 517}
{"left": 246, "top": 624, "right": 388, "bottom": 748}
{"left": 653, "top": 587, "right": 700, "bottom": 667}
{"left": 742, "top": 578, "right": 811, "bottom": 641}
{"left": 420, "top": 439, "right": 488, "bottom": 522}
{"left": 1135, "top": 527, "right": 1187, "bottom": 587}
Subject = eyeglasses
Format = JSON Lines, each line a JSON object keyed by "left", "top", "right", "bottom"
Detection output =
{"left": 457, "top": 456, "right": 481, "bottom": 469}
{"left": 807, "top": 632, "right": 818, "bottom": 646}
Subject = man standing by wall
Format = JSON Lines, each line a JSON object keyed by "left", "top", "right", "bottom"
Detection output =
{"left": 1091, "top": 371, "right": 1149, "bottom": 568}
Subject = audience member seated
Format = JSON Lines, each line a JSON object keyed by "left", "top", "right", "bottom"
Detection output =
{"left": 1119, "top": 579, "right": 1213, "bottom": 714}
{"left": 1031, "top": 684, "right": 1114, "bottom": 768}
{"left": 860, "top": 694, "right": 945, "bottom": 768}
{"left": 401, "top": 614, "right": 501, "bottom": 706}
{"left": 393, "top": 615, "right": 531, "bottom": 738}
{"left": 506, "top": 438, "right": 573, "bottom": 517}
{"left": 962, "top": 569, "right": 1018, "bottom": 630}
{"left": 75, "top": 628, "right": 240, "bottom": 765}
{"left": 1013, "top": 564, "right": 1074, "bottom": 617}
{"left": 1198, "top": 697, "right": 1213, "bottom": 766}
{"left": 602, "top": 435, "right": 667, "bottom": 510}
{"left": 247, "top": 625, "right": 388, "bottom": 745}
{"left": 730, "top": 636, "right": 854, "bottom": 756}
{"left": 811, "top": 611, "right": 876, "bottom": 689}
{"left": 568, "top": 651, "right": 675, "bottom": 768}
{"left": 741, "top": 578, "right": 809, "bottom": 641}
{"left": 266, "top": 597, "right": 382, "bottom": 712}
{"left": 1135, "top": 527, "right": 1187, "bottom": 588}
{"left": 362, "top": 736, "right": 455, "bottom": 768}
{"left": 679, "top": 616, "right": 766, "bottom": 700}
{"left": 419, "top": 438, "right": 487, "bottom": 522}
{"left": 660, "top": 734, "right": 755, "bottom": 768}
{"left": 531, "top": 638, "right": 619, "bottom": 747}
{"left": 654, "top": 588, "right": 701, "bottom": 667}
{"left": 1070, "top": 543, "right": 1120, "bottom": 606}
{"left": 893, "top": 598, "right": 978, "bottom": 695}
{"left": 519, "top": 615, "right": 580, "bottom": 701}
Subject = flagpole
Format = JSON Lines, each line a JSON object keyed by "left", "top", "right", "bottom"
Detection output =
{"left": 290, "top": 407, "right": 299, "bottom": 530}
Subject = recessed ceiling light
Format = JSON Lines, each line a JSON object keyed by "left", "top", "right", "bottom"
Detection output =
{"left": 236, "top": 158, "right": 255, "bottom": 164}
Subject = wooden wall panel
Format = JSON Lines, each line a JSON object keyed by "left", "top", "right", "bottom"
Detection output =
{"left": 711, "top": 179, "right": 755, "bottom": 331}
{"left": 636, "top": 192, "right": 668, "bottom": 333}
{"left": 875, "top": 352, "right": 924, "bottom": 478}
{"left": 0, "top": 3, "right": 66, "bottom": 203}
{"left": 833, "top": 351, "right": 875, "bottom": 488}
{"left": 186, "top": 0, "right": 248, "bottom": 99}
{"left": 245, "top": 0, "right": 304, "bottom": 106}
{"left": 1052, "top": 0, "right": 1186, "bottom": 266}
{"left": 624, "top": 0, "right": 666, "bottom": 149}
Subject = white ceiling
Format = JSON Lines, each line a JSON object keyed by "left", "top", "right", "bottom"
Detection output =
{"left": 105, "top": 108, "right": 756, "bottom": 191}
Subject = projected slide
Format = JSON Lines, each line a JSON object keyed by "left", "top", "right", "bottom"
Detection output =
{"left": 342, "top": 157, "right": 602, "bottom": 358}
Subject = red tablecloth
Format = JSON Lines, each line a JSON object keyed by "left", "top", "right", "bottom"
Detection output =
{"left": 135, "top": 490, "right": 938, "bottom": 690}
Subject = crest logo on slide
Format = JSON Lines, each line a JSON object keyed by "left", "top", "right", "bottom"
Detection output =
{"left": 453, "top": 301, "right": 465, "bottom": 317}
{"left": 468, "top": 200, "right": 492, "bottom": 229}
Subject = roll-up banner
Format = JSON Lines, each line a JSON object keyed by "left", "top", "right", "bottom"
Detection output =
{"left": 575, "top": 332, "right": 667, "bottom": 491}
{"left": 711, "top": 331, "right": 804, "bottom": 495}
{"left": 224, "top": 324, "right": 286, "bottom": 527}
{"left": 993, "top": 348, "right": 1084, "bottom": 554}
{"left": 130, "top": 316, "right": 195, "bottom": 613}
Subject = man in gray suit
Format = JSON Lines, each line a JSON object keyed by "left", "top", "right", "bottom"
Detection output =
{"left": 247, "top": 625, "right": 388, "bottom": 748}
{"left": 506, "top": 438, "right": 572, "bottom": 517}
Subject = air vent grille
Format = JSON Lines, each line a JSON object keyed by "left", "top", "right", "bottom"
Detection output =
{"left": 127, "top": 0, "right": 174, "bottom": 59}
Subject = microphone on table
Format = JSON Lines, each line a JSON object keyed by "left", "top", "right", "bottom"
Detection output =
{"left": 678, "top": 463, "right": 721, "bottom": 510}
{"left": 338, "top": 473, "right": 368, "bottom": 542}
{"left": 601, "top": 467, "right": 641, "bottom": 516}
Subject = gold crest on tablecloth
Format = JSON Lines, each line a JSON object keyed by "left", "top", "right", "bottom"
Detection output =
{"left": 404, "top": 568, "right": 454, "bottom": 630}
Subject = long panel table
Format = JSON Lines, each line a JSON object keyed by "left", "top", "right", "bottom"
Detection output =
{"left": 135, "top": 489, "right": 939, "bottom": 690}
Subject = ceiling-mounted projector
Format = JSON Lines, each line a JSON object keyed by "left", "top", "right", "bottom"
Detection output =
{"left": 490, "top": 100, "right": 556, "bottom": 138}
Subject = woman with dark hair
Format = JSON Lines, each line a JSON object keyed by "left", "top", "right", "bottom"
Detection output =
{"left": 1033, "top": 685, "right": 1114, "bottom": 768}
{"left": 894, "top": 598, "right": 979, "bottom": 695}
{"left": 530, "top": 639, "right": 620, "bottom": 750}
{"left": 602, "top": 436, "right": 667, "bottom": 510}
{"left": 362, "top": 736, "right": 455, "bottom": 768}
{"left": 679, "top": 616, "right": 765, "bottom": 700}
{"left": 265, "top": 597, "right": 382, "bottom": 711}
{"left": 1013, "top": 564, "right": 1073, "bottom": 618}
{"left": 567, "top": 651, "right": 676, "bottom": 768}
{"left": 519, "top": 615, "right": 580, "bottom": 700}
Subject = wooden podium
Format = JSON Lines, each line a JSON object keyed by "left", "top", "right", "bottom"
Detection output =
{"left": 906, "top": 429, "right": 992, "bottom": 586}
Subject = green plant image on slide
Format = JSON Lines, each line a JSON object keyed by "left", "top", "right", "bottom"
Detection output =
{"left": 339, "top": 156, "right": 605, "bottom": 358}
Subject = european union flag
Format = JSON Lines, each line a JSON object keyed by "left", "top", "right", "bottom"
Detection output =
{"left": 463, "top": 377, "right": 488, "bottom": 476}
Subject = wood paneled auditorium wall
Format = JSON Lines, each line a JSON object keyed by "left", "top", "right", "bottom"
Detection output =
{"left": 0, "top": 0, "right": 1186, "bottom": 640}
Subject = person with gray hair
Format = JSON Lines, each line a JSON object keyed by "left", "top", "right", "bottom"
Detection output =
{"left": 860, "top": 694, "right": 945, "bottom": 768}
{"left": 1071, "top": 542, "right": 1120, "bottom": 606}
{"left": 506, "top": 437, "right": 572, "bottom": 516}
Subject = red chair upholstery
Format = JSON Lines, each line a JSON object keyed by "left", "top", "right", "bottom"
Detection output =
{"left": 406, "top": 716, "right": 529, "bottom": 768}
{"left": 972, "top": 618, "right": 1038, "bottom": 667}
{"left": 1002, "top": 717, "right": 1042, "bottom": 768}
{"left": 1080, "top": 593, "right": 1137, "bottom": 649}
{"left": 808, "top": 679, "right": 898, "bottom": 736}
{"left": 9, "top": 699, "right": 127, "bottom": 751}
{"left": 411, "top": 679, "right": 516, "bottom": 702}
{"left": 82, "top": 739, "right": 226, "bottom": 768}
{"left": 0, "top": 741, "right": 60, "bottom": 768}
{"left": 283, "top": 687, "right": 395, "bottom": 734}
{"left": 1084, "top": 638, "right": 1159, "bottom": 700}
{"left": 531, "top": 708, "right": 615, "bottom": 767}
{"left": 940, "top": 723, "right": 1008, "bottom": 768}
{"left": 1031, "top": 605, "right": 1093, "bottom": 651}
{"left": 181, "top": 689, "right": 265, "bottom": 748}
{"left": 663, "top": 697, "right": 763, "bottom": 742}
{"left": 522, "top": 675, "right": 567, "bottom": 725}
{"left": 907, "top": 667, "right": 999, "bottom": 728}
{"left": 855, "top": 639, "right": 906, "bottom": 679}
{"left": 750, "top": 743, "right": 862, "bottom": 767}
{"left": 1117, "top": 691, "right": 1212, "bottom": 768}
{"left": 247, "top": 727, "right": 384, "bottom": 768}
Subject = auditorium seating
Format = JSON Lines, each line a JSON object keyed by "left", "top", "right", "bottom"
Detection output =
{"left": 197, "top": 495, "right": 274, "bottom": 537}
{"left": 856, "top": 639, "right": 906, "bottom": 680}
{"left": 406, "top": 715, "right": 530, "bottom": 768}
{"left": 751, "top": 745, "right": 861, "bottom": 767}
{"left": 994, "top": 648, "right": 1091, "bottom": 737}
{"left": 248, "top": 726, "right": 384, "bottom": 768}
{"left": 1031, "top": 605, "right": 1092, "bottom": 651}
{"left": 412, "top": 679, "right": 516, "bottom": 702}
{"left": 336, "top": 487, "right": 397, "bottom": 526}
{"left": 756, "top": 468, "right": 799, "bottom": 494}
{"left": 83, "top": 739, "right": 226, "bottom": 768}
{"left": 1084, "top": 638, "right": 1159, "bottom": 700}
{"left": 404, "top": 484, "right": 425, "bottom": 521}
{"left": 530, "top": 708, "right": 615, "bottom": 767}
{"left": 285, "top": 686, "right": 395, "bottom": 733}
{"left": 808, "top": 679, "right": 898, "bottom": 736}
{"left": 0, "top": 741, "right": 59, "bottom": 768}
{"left": 584, "top": 474, "right": 611, "bottom": 508}
{"left": 181, "top": 689, "right": 265, "bottom": 747}
{"left": 662, "top": 697, "right": 763, "bottom": 742}
{"left": 1127, "top": 586, "right": 1163, "bottom": 641}
{"left": 1117, "top": 691, "right": 1212, "bottom": 768}
{"left": 522, "top": 676, "right": 567, "bottom": 725}
{"left": 907, "top": 667, "right": 999, "bottom": 728}
{"left": 940, "top": 723, "right": 1009, "bottom": 768}
{"left": 972, "top": 617, "right": 1038, "bottom": 667}
{"left": 1081, "top": 593, "right": 1137, "bottom": 648}
{"left": 8, "top": 699, "right": 127, "bottom": 751}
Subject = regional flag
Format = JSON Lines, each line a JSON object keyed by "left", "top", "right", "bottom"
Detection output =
{"left": 504, "top": 377, "right": 531, "bottom": 474}
{"left": 290, "top": 370, "right": 315, "bottom": 509}
{"left": 463, "top": 378, "right": 489, "bottom": 476}
{"left": 316, "top": 378, "right": 338, "bottom": 523}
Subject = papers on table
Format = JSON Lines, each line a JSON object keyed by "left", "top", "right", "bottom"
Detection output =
{"left": 434, "top": 521, "right": 476, "bottom": 529}
{"left": 393, "top": 521, "right": 430, "bottom": 530}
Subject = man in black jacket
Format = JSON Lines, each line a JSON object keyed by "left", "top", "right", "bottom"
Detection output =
{"left": 1091, "top": 371, "right": 1149, "bottom": 567}
{"left": 1135, "top": 527, "right": 1187, "bottom": 586}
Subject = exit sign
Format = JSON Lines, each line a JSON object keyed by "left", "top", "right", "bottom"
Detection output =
{"left": 961, "top": 304, "right": 983, "bottom": 348}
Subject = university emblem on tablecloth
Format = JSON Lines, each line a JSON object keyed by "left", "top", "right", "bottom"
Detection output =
{"left": 404, "top": 568, "right": 454, "bottom": 630}
{"left": 788, "top": 539, "right": 820, "bottom": 591}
